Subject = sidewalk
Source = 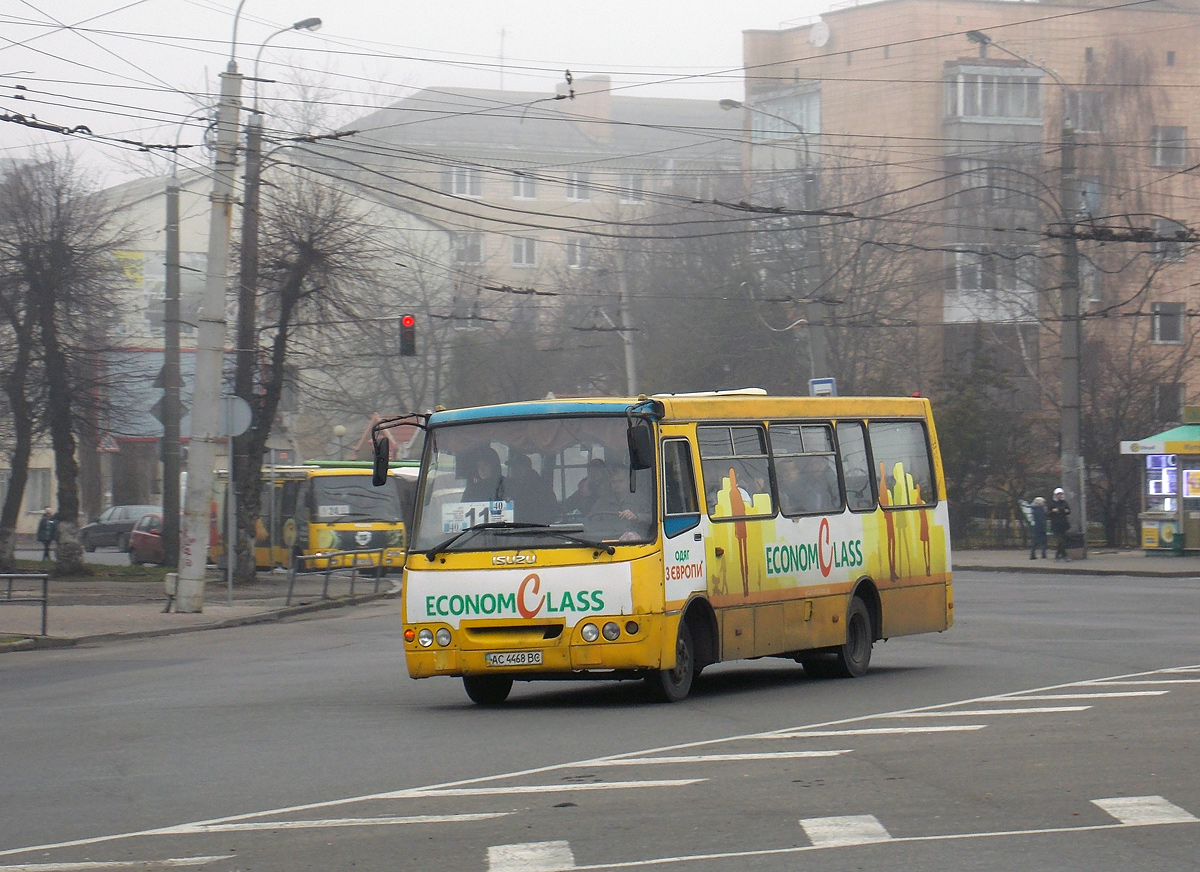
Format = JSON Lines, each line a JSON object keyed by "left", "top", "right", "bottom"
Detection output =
{"left": 2, "top": 548, "right": 1196, "bottom": 654}
{"left": 0, "top": 567, "right": 400, "bottom": 654}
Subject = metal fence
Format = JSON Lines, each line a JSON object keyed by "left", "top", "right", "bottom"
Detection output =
{"left": 0, "top": 573, "right": 49, "bottom": 636}
{"left": 284, "top": 549, "right": 393, "bottom": 607}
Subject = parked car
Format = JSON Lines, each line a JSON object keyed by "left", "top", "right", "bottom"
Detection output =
{"left": 81, "top": 504, "right": 161, "bottom": 552}
{"left": 128, "top": 512, "right": 165, "bottom": 565}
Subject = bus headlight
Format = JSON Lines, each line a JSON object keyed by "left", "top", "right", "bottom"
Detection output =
{"left": 417, "top": 628, "right": 434, "bottom": 647}
{"left": 435, "top": 628, "right": 452, "bottom": 647}
{"left": 580, "top": 622, "right": 599, "bottom": 642}
{"left": 602, "top": 621, "right": 621, "bottom": 641}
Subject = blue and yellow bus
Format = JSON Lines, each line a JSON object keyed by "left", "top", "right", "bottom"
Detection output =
{"left": 373, "top": 392, "right": 951, "bottom": 703}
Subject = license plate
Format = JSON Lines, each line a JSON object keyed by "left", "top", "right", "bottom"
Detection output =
{"left": 355, "top": 555, "right": 374, "bottom": 565}
{"left": 486, "top": 650, "right": 542, "bottom": 667}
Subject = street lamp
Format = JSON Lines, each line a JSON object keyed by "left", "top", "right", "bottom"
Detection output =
{"left": 333, "top": 424, "right": 347, "bottom": 460}
{"left": 720, "top": 97, "right": 828, "bottom": 385}
{"left": 965, "top": 29, "right": 1085, "bottom": 554}
{"left": 252, "top": 17, "right": 323, "bottom": 111}
{"left": 176, "top": 1, "right": 250, "bottom": 613}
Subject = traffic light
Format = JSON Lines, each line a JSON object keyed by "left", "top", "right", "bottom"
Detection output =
{"left": 399, "top": 314, "right": 416, "bottom": 356}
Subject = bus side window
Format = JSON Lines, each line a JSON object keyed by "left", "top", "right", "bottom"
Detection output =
{"left": 662, "top": 439, "right": 699, "bottom": 516}
{"left": 698, "top": 425, "right": 773, "bottom": 518}
{"left": 867, "top": 420, "right": 936, "bottom": 507}
{"left": 836, "top": 421, "right": 877, "bottom": 512}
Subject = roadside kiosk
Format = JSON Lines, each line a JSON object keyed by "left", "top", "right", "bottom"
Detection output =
{"left": 1120, "top": 407, "right": 1200, "bottom": 552}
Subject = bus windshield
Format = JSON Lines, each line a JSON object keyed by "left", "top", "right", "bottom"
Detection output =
{"left": 312, "top": 473, "right": 407, "bottom": 523}
{"left": 412, "top": 416, "right": 656, "bottom": 552}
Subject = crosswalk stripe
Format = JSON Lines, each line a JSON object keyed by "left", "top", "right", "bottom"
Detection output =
{"left": 882, "top": 706, "right": 1090, "bottom": 717}
{"left": 586, "top": 751, "right": 847, "bottom": 766}
{"left": 800, "top": 814, "right": 892, "bottom": 847}
{"left": 1092, "top": 796, "right": 1199, "bottom": 825}
{"left": 488, "top": 840, "right": 575, "bottom": 872}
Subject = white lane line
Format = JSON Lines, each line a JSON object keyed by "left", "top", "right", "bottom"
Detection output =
{"left": 1092, "top": 796, "right": 1199, "bottom": 825}
{"left": 772, "top": 725, "right": 987, "bottom": 739}
{"left": 410, "top": 779, "right": 704, "bottom": 798}
{"left": 157, "top": 812, "right": 508, "bottom": 834}
{"left": 488, "top": 840, "right": 575, "bottom": 872}
{"left": 1082, "top": 679, "right": 1200, "bottom": 685}
{"left": 1163, "top": 667, "right": 1200, "bottom": 673}
{"left": 0, "top": 859, "right": 227, "bottom": 871}
{"left": 881, "top": 706, "right": 1090, "bottom": 717}
{"left": 800, "top": 814, "right": 892, "bottom": 847}
{"left": 586, "top": 751, "right": 847, "bottom": 766}
{"left": 1011, "top": 691, "right": 1168, "bottom": 700}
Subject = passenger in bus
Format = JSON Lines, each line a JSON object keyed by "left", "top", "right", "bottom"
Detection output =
{"left": 506, "top": 452, "right": 558, "bottom": 524}
{"left": 461, "top": 447, "right": 505, "bottom": 503}
{"left": 562, "top": 457, "right": 607, "bottom": 517}
{"left": 777, "top": 455, "right": 839, "bottom": 515}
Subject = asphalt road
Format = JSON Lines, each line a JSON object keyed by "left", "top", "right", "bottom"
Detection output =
{"left": 1, "top": 569, "right": 1198, "bottom": 871}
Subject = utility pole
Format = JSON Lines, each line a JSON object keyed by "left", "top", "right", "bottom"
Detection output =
{"left": 176, "top": 60, "right": 243, "bottom": 613}
{"left": 162, "top": 178, "right": 182, "bottom": 567}
{"left": 1059, "top": 119, "right": 1085, "bottom": 550}
{"left": 804, "top": 168, "right": 828, "bottom": 379}
{"left": 616, "top": 243, "right": 638, "bottom": 395}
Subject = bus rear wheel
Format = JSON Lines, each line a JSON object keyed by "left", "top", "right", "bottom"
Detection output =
{"left": 463, "top": 675, "right": 513, "bottom": 705}
{"left": 647, "top": 620, "right": 694, "bottom": 702}
{"left": 831, "top": 597, "right": 873, "bottom": 678}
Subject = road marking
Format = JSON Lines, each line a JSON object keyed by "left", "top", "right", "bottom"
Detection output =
{"left": 585, "top": 751, "right": 847, "bottom": 766}
{"left": 157, "top": 812, "right": 509, "bottom": 833}
{"left": 0, "top": 863, "right": 221, "bottom": 872}
{"left": 772, "top": 725, "right": 987, "bottom": 739}
{"left": 409, "top": 779, "right": 704, "bottom": 798}
{"left": 488, "top": 840, "right": 575, "bottom": 872}
{"left": 1010, "top": 691, "right": 1168, "bottom": 700}
{"left": 800, "top": 814, "right": 892, "bottom": 847}
{"left": 1092, "top": 796, "right": 1199, "bottom": 825}
{"left": 881, "top": 706, "right": 1090, "bottom": 717}
{"left": 1082, "top": 679, "right": 1200, "bottom": 685}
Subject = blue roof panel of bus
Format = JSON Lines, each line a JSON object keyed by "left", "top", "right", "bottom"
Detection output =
{"left": 430, "top": 400, "right": 636, "bottom": 425}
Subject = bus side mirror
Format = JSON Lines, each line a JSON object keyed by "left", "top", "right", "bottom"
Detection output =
{"left": 372, "top": 437, "right": 390, "bottom": 486}
{"left": 628, "top": 423, "right": 653, "bottom": 471}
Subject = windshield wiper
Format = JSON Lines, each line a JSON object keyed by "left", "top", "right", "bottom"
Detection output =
{"left": 422, "top": 521, "right": 614, "bottom": 560}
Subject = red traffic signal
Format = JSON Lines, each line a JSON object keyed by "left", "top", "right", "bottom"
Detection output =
{"left": 399, "top": 314, "right": 416, "bottom": 356}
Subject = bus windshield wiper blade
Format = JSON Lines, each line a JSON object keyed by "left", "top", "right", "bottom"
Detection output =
{"left": 422, "top": 522, "right": 534, "bottom": 559}
{"left": 494, "top": 523, "right": 615, "bottom": 555}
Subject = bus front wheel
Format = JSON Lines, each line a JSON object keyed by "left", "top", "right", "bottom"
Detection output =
{"left": 463, "top": 675, "right": 513, "bottom": 705}
{"left": 831, "top": 597, "right": 873, "bottom": 678}
{"left": 647, "top": 620, "right": 694, "bottom": 702}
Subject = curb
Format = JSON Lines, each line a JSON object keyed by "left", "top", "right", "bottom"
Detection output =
{"left": 0, "top": 589, "right": 398, "bottom": 655}
{"left": 955, "top": 562, "right": 1200, "bottom": 579}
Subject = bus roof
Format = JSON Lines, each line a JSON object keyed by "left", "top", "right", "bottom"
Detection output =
{"left": 427, "top": 394, "right": 932, "bottom": 426}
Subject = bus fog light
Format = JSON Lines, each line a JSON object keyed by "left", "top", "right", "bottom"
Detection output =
{"left": 625, "top": 621, "right": 639, "bottom": 635}
{"left": 417, "top": 628, "right": 434, "bottom": 647}
{"left": 404, "top": 628, "right": 415, "bottom": 643}
{"left": 602, "top": 621, "right": 620, "bottom": 641}
{"left": 581, "top": 622, "right": 599, "bottom": 642}
{"left": 435, "top": 628, "right": 452, "bottom": 647}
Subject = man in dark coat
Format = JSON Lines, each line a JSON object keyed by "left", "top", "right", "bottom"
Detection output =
{"left": 1048, "top": 488, "right": 1072, "bottom": 560}
{"left": 36, "top": 508, "right": 58, "bottom": 561}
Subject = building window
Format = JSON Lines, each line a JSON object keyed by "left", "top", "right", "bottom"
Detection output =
{"left": 1155, "top": 383, "right": 1183, "bottom": 423}
{"left": 946, "top": 68, "right": 1042, "bottom": 121}
{"left": 750, "top": 87, "right": 821, "bottom": 142}
{"left": 26, "top": 468, "right": 51, "bottom": 513}
{"left": 512, "top": 237, "right": 537, "bottom": 267}
{"left": 1080, "top": 257, "right": 1103, "bottom": 304}
{"left": 446, "top": 166, "right": 482, "bottom": 197}
{"left": 1167, "top": 50, "right": 1176, "bottom": 67}
{"left": 619, "top": 174, "right": 645, "bottom": 203}
{"left": 1066, "top": 91, "right": 1103, "bottom": 134}
{"left": 512, "top": 172, "right": 536, "bottom": 199}
{"left": 1085, "top": 47, "right": 1094, "bottom": 63}
{"left": 947, "top": 247, "right": 1030, "bottom": 292}
{"left": 566, "top": 237, "right": 588, "bottom": 269}
{"left": 1152, "top": 302, "right": 1184, "bottom": 343}
{"left": 1151, "top": 219, "right": 1187, "bottom": 262}
{"left": 1152, "top": 126, "right": 1187, "bottom": 167}
{"left": 565, "top": 172, "right": 591, "bottom": 201}
{"left": 452, "top": 232, "right": 484, "bottom": 264}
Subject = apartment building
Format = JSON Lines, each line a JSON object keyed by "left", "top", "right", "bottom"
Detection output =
{"left": 740, "top": 0, "right": 1200, "bottom": 413}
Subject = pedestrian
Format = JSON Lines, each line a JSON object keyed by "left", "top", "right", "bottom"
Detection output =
{"left": 1029, "top": 496, "right": 1048, "bottom": 559}
{"left": 36, "top": 507, "right": 58, "bottom": 561}
{"left": 1048, "top": 487, "right": 1072, "bottom": 560}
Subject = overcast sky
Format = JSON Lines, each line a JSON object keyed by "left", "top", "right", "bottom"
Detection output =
{"left": 2, "top": 0, "right": 829, "bottom": 182}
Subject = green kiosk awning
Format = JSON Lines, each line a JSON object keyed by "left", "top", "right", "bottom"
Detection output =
{"left": 1121, "top": 425, "right": 1200, "bottom": 456}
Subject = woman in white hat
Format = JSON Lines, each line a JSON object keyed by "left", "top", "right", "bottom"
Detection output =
{"left": 1047, "top": 488, "right": 1071, "bottom": 559}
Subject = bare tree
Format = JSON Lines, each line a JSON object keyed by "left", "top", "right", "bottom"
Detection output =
{"left": 0, "top": 155, "right": 126, "bottom": 574}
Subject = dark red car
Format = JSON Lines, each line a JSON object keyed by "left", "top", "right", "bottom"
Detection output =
{"left": 128, "top": 512, "right": 165, "bottom": 565}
